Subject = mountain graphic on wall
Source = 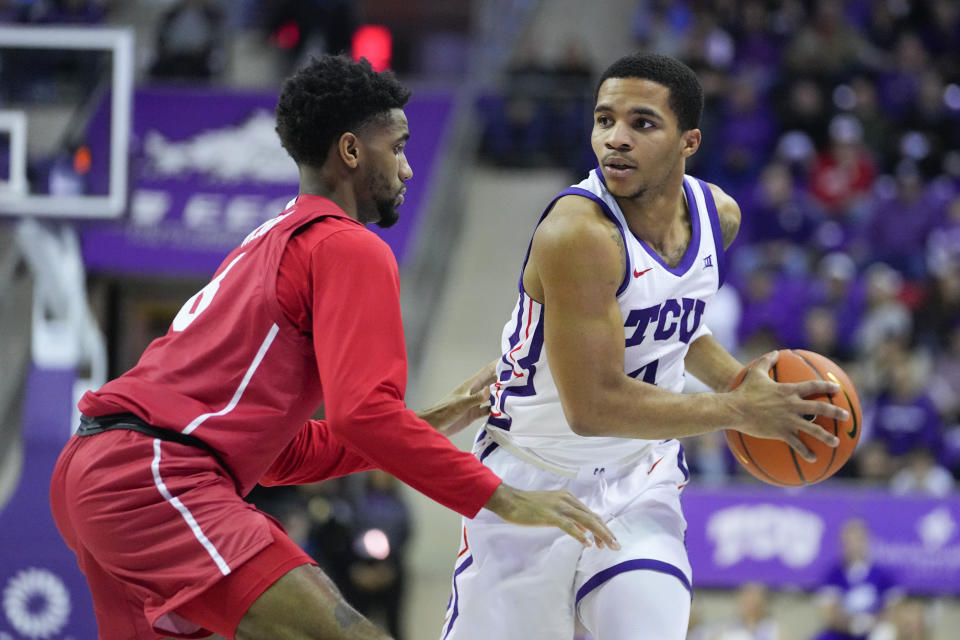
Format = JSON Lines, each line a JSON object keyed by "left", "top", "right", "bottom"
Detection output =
{"left": 143, "top": 109, "right": 298, "bottom": 184}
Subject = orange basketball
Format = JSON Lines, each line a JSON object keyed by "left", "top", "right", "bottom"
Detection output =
{"left": 724, "top": 349, "right": 861, "bottom": 486}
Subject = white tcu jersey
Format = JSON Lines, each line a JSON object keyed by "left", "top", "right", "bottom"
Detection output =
{"left": 485, "top": 169, "right": 727, "bottom": 468}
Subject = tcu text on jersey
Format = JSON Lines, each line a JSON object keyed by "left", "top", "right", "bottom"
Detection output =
{"left": 625, "top": 297, "right": 706, "bottom": 347}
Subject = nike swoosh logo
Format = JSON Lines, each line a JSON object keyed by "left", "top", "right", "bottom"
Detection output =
{"left": 633, "top": 267, "right": 653, "bottom": 278}
{"left": 827, "top": 371, "right": 858, "bottom": 438}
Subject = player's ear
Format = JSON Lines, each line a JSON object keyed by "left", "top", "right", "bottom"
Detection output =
{"left": 680, "top": 128, "right": 701, "bottom": 158}
{"left": 338, "top": 132, "right": 360, "bottom": 168}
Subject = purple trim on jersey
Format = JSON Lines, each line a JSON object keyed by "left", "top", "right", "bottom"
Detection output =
{"left": 516, "top": 183, "right": 633, "bottom": 296}
{"left": 592, "top": 167, "right": 703, "bottom": 279}
{"left": 478, "top": 441, "right": 499, "bottom": 462}
{"left": 692, "top": 176, "right": 727, "bottom": 287}
{"left": 637, "top": 176, "right": 701, "bottom": 277}
{"left": 562, "top": 186, "right": 632, "bottom": 296}
{"left": 488, "top": 304, "right": 546, "bottom": 431}
{"left": 488, "top": 289, "right": 526, "bottom": 429}
{"left": 575, "top": 559, "right": 692, "bottom": 605}
{"left": 443, "top": 554, "right": 474, "bottom": 639}
{"left": 677, "top": 442, "right": 691, "bottom": 482}
{"left": 516, "top": 190, "right": 576, "bottom": 291}
{"left": 593, "top": 166, "right": 607, "bottom": 187}
{"left": 492, "top": 288, "right": 527, "bottom": 410}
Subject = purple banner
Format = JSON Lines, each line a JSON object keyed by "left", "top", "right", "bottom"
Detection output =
{"left": 0, "top": 366, "right": 97, "bottom": 638}
{"left": 80, "top": 87, "right": 453, "bottom": 276}
{"left": 683, "top": 485, "right": 960, "bottom": 595}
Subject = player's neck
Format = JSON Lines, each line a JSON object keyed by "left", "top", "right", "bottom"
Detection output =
{"left": 618, "top": 173, "right": 689, "bottom": 257}
{"left": 297, "top": 165, "right": 360, "bottom": 221}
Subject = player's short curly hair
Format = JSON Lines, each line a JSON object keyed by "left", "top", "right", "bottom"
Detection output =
{"left": 275, "top": 55, "right": 412, "bottom": 166}
{"left": 595, "top": 53, "right": 703, "bottom": 132}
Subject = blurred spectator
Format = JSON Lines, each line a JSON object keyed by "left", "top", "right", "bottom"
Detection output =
{"left": 739, "top": 161, "right": 822, "bottom": 249}
{"left": 479, "top": 41, "right": 593, "bottom": 169}
{"left": 802, "top": 306, "right": 854, "bottom": 364}
{"left": 812, "top": 518, "right": 903, "bottom": 640}
{"left": 898, "top": 71, "right": 956, "bottom": 177}
{"left": 736, "top": 264, "right": 805, "bottom": 348}
{"left": 631, "top": 0, "right": 692, "bottom": 61}
{"left": 867, "top": 351, "right": 942, "bottom": 469}
{"left": 150, "top": 0, "right": 226, "bottom": 81}
{"left": 853, "top": 264, "right": 911, "bottom": 359}
{"left": 925, "top": 195, "right": 960, "bottom": 282}
{"left": 853, "top": 440, "right": 895, "bottom": 486}
{"left": 713, "top": 73, "right": 777, "bottom": 190}
{"left": 876, "top": 32, "right": 929, "bottom": 121}
{"left": 808, "top": 115, "right": 876, "bottom": 223}
{"left": 478, "top": 45, "right": 552, "bottom": 167}
{"left": 729, "top": 1, "right": 780, "bottom": 82}
{"left": 869, "top": 597, "right": 937, "bottom": 640}
{"left": 347, "top": 470, "right": 410, "bottom": 640}
{"left": 708, "top": 582, "right": 780, "bottom": 640}
{"left": 928, "top": 323, "right": 960, "bottom": 427}
{"left": 860, "top": 0, "right": 902, "bottom": 53}
{"left": 803, "top": 252, "right": 865, "bottom": 359}
{"left": 774, "top": 78, "right": 831, "bottom": 151}
{"left": 915, "top": 258, "right": 960, "bottom": 351}
{"left": 247, "top": 480, "right": 357, "bottom": 592}
{"left": 681, "top": 8, "right": 734, "bottom": 72}
{"left": 682, "top": 431, "right": 736, "bottom": 487}
{"left": 889, "top": 448, "right": 955, "bottom": 497}
{"left": 845, "top": 75, "right": 895, "bottom": 172}
{"left": 863, "top": 162, "right": 945, "bottom": 279}
{"left": 921, "top": 0, "right": 960, "bottom": 78}
{"left": 784, "top": 0, "right": 883, "bottom": 83}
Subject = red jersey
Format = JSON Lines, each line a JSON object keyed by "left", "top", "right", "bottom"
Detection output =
{"left": 79, "top": 195, "right": 500, "bottom": 517}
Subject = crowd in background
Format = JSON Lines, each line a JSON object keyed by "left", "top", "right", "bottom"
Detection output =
{"left": 480, "top": 0, "right": 960, "bottom": 500}
{"left": 247, "top": 470, "right": 411, "bottom": 639}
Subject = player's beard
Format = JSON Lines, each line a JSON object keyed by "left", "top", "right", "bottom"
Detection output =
{"left": 364, "top": 169, "right": 401, "bottom": 228}
{"left": 374, "top": 197, "right": 400, "bottom": 228}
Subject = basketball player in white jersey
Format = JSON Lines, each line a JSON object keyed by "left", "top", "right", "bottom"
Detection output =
{"left": 441, "top": 53, "right": 849, "bottom": 640}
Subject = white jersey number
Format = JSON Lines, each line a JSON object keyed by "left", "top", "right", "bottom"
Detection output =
{"left": 171, "top": 253, "right": 246, "bottom": 332}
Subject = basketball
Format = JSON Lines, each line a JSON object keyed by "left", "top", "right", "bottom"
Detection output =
{"left": 724, "top": 349, "right": 862, "bottom": 486}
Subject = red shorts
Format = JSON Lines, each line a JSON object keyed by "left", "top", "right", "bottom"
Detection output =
{"left": 49, "top": 429, "right": 315, "bottom": 639}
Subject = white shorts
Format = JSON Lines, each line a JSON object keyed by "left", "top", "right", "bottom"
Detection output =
{"left": 440, "top": 432, "right": 692, "bottom": 640}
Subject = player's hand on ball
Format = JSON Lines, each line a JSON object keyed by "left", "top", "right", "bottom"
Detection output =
{"left": 730, "top": 350, "right": 847, "bottom": 462}
{"left": 484, "top": 483, "right": 621, "bottom": 550}
{"left": 418, "top": 360, "right": 497, "bottom": 436}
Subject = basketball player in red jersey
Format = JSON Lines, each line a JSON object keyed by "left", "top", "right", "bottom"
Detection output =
{"left": 49, "top": 55, "right": 618, "bottom": 640}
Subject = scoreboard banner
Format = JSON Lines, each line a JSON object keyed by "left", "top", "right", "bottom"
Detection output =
{"left": 80, "top": 87, "right": 453, "bottom": 276}
{"left": 683, "top": 484, "right": 960, "bottom": 594}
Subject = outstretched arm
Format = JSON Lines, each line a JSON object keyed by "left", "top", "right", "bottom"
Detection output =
{"left": 260, "top": 419, "right": 375, "bottom": 486}
{"left": 262, "top": 362, "right": 496, "bottom": 486}
{"left": 306, "top": 229, "right": 617, "bottom": 548}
